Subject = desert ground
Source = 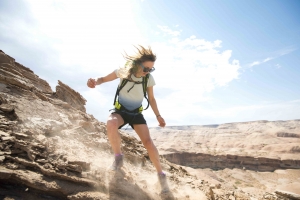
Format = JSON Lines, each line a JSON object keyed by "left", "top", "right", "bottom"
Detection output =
{"left": 127, "top": 121, "right": 300, "bottom": 199}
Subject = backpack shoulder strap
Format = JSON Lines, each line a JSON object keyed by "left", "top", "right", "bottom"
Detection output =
{"left": 113, "top": 79, "right": 128, "bottom": 106}
{"left": 142, "top": 74, "right": 150, "bottom": 110}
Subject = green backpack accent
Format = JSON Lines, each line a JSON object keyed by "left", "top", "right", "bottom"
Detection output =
{"left": 113, "top": 74, "right": 150, "bottom": 112}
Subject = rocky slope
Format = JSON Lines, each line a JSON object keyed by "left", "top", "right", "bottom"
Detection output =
{"left": 0, "top": 49, "right": 299, "bottom": 200}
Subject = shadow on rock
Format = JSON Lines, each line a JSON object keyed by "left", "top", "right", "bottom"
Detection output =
{"left": 0, "top": 180, "right": 63, "bottom": 200}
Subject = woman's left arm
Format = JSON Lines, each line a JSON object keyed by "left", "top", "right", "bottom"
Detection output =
{"left": 147, "top": 86, "right": 166, "bottom": 127}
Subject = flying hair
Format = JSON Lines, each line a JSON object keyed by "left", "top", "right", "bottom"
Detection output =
{"left": 118, "top": 45, "right": 156, "bottom": 79}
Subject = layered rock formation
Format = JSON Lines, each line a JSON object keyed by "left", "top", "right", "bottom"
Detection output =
{"left": 148, "top": 121, "right": 300, "bottom": 172}
{"left": 163, "top": 152, "right": 300, "bottom": 171}
{"left": 0, "top": 50, "right": 52, "bottom": 93}
{"left": 0, "top": 49, "right": 298, "bottom": 200}
{"left": 55, "top": 80, "right": 87, "bottom": 112}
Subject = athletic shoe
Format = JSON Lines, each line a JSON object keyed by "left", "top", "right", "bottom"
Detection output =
{"left": 110, "top": 154, "right": 124, "bottom": 171}
{"left": 158, "top": 172, "right": 170, "bottom": 193}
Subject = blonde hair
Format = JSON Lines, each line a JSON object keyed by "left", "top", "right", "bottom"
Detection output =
{"left": 118, "top": 45, "right": 156, "bottom": 79}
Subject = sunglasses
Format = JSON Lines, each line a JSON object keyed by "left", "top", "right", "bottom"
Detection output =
{"left": 140, "top": 63, "right": 155, "bottom": 73}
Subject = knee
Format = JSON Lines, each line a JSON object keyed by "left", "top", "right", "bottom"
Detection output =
{"left": 106, "top": 118, "right": 119, "bottom": 131}
{"left": 143, "top": 138, "right": 155, "bottom": 150}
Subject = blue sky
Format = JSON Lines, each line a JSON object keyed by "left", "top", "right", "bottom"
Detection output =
{"left": 1, "top": 0, "right": 299, "bottom": 127}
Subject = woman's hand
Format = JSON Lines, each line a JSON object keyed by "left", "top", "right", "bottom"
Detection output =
{"left": 87, "top": 78, "right": 97, "bottom": 88}
{"left": 157, "top": 116, "right": 166, "bottom": 128}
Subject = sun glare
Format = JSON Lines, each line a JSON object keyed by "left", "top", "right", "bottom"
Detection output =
{"left": 26, "top": 0, "right": 144, "bottom": 73}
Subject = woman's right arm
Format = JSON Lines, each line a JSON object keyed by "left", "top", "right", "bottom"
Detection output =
{"left": 87, "top": 71, "right": 118, "bottom": 88}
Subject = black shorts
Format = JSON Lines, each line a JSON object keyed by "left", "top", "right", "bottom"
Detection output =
{"left": 112, "top": 111, "right": 147, "bottom": 129}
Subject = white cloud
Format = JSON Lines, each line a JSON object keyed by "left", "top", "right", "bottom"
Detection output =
{"left": 250, "top": 57, "right": 273, "bottom": 67}
{"left": 277, "top": 46, "right": 297, "bottom": 56}
{"left": 263, "top": 57, "right": 273, "bottom": 62}
{"left": 20, "top": 0, "right": 145, "bottom": 74}
{"left": 249, "top": 57, "right": 273, "bottom": 67}
{"left": 250, "top": 61, "right": 260, "bottom": 67}
{"left": 157, "top": 25, "right": 181, "bottom": 37}
{"left": 249, "top": 46, "right": 296, "bottom": 68}
{"left": 144, "top": 26, "right": 240, "bottom": 126}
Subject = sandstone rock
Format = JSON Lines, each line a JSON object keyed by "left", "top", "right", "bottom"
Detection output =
{"left": 1, "top": 136, "right": 14, "bottom": 141}
{"left": 66, "top": 164, "right": 83, "bottom": 173}
{"left": 0, "top": 50, "right": 52, "bottom": 94}
{"left": 0, "top": 166, "right": 12, "bottom": 179}
{"left": 0, "top": 50, "right": 14, "bottom": 64}
{"left": 0, "top": 69, "right": 35, "bottom": 90}
{"left": 15, "top": 62, "right": 52, "bottom": 93}
{"left": 0, "top": 104, "right": 15, "bottom": 112}
{"left": 12, "top": 132, "right": 30, "bottom": 139}
{"left": 277, "top": 132, "right": 300, "bottom": 138}
{"left": 68, "top": 160, "right": 91, "bottom": 171}
{"left": 162, "top": 152, "right": 300, "bottom": 171}
{"left": 67, "top": 191, "right": 109, "bottom": 200}
{"left": 0, "top": 92, "right": 8, "bottom": 103}
{"left": 275, "top": 190, "right": 300, "bottom": 200}
{"left": 0, "top": 155, "right": 5, "bottom": 162}
{"left": 55, "top": 80, "right": 86, "bottom": 112}
{"left": 0, "top": 64, "right": 24, "bottom": 78}
{"left": 0, "top": 130, "right": 10, "bottom": 137}
{"left": 228, "top": 195, "right": 235, "bottom": 200}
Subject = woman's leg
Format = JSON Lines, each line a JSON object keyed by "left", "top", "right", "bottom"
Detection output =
{"left": 106, "top": 113, "right": 124, "bottom": 154}
{"left": 133, "top": 124, "right": 163, "bottom": 173}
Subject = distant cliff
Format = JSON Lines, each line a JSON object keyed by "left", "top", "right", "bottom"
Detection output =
{"left": 149, "top": 120, "right": 300, "bottom": 171}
